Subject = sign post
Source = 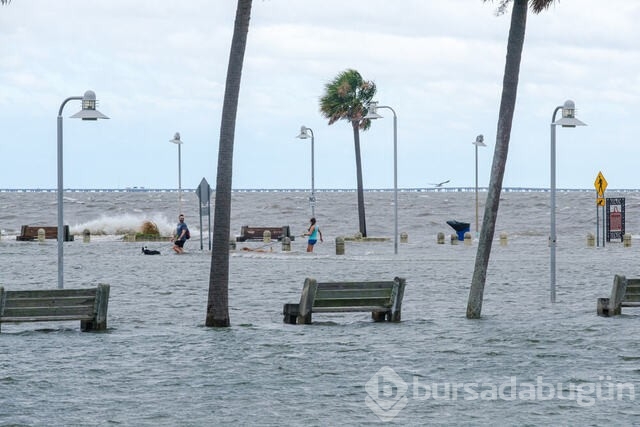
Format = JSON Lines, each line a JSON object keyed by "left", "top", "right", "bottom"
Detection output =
{"left": 594, "top": 171, "right": 607, "bottom": 247}
{"left": 196, "top": 177, "right": 212, "bottom": 250}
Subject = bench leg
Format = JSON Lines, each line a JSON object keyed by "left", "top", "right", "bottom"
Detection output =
{"left": 597, "top": 298, "right": 611, "bottom": 317}
{"left": 371, "top": 311, "right": 387, "bottom": 322}
{"left": 283, "top": 303, "right": 300, "bottom": 324}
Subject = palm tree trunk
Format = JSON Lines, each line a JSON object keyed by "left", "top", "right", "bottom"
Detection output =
{"left": 466, "top": 0, "right": 527, "bottom": 319}
{"left": 206, "top": 0, "right": 252, "bottom": 327}
{"left": 352, "top": 120, "right": 367, "bottom": 237}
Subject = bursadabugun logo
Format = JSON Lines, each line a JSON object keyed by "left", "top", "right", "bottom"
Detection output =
{"left": 365, "top": 366, "right": 409, "bottom": 422}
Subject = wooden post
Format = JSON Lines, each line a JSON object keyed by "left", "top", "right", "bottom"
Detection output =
{"left": 82, "top": 283, "right": 110, "bottom": 331}
{"left": 282, "top": 303, "right": 299, "bottom": 324}
{"left": 297, "top": 277, "right": 317, "bottom": 324}
{"left": 610, "top": 274, "right": 627, "bottom": 316}
{"left": 389, "top": 277, "right": 406, "bottom": 322}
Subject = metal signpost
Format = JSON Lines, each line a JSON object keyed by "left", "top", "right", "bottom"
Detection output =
{"left": 196, "top": 177, "right": 212, "bottom": 250}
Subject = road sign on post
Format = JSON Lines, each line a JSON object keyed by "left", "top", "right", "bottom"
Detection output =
{"left": 594, "top": 171, "right": 607, "bottom": 197}
{"left": 196, "top": 177, "right": 213, "bottom": 250}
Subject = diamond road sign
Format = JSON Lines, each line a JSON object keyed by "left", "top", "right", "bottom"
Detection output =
{"left": 594, "top": 171, "right": 607, "bottom": 197}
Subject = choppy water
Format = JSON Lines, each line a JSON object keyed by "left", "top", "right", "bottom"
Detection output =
{"left": 1, "top": 189, "right": 640, "bottom": 426}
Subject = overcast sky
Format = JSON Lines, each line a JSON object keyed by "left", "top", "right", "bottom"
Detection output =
{"left": 1, "top": 0, "right": 638, "bottom": 190}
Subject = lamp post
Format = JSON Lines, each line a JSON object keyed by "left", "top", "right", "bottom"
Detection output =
{"left": 296, "top": 126, "right": 315, "bottom": 217}
{"left": 364, "top": 101, "right": 398, "bottom": 254}
{"left": 170, "top": 132, "right": 183, "bottom": 213}
{"left": 57, "top": 90, "right": 108, "bottom": 289}
{"left": 472, "top": 134, "right": 486, "bottom": 236}
{"left": 550, "top": 100, "right": 586, "bottom": 303}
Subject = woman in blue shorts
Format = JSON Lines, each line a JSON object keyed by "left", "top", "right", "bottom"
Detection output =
{"left": 305, "top": 217, "right": 323, "bottom": 253}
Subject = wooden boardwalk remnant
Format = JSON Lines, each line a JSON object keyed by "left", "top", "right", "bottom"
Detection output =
{"left": 597, "top": 275, "right": 640, "bottom": 316}
{"left": 16, "top": 225, "right": 74, "bottom": 241}
{"left": 283, "top": 277, "right": 406, "bottom": 325}
{"left": 0, "top": 284, "right": 110, "bottom": 332}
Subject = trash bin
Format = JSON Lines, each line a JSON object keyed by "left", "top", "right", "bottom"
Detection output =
{"left": 446, "top": 220, "right": 470, "bottom": 241}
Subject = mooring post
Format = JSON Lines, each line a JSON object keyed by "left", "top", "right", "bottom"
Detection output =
{"left": 37, "top": 228, "right": 45, "bottom": 243}
{"left": 282, "top": 236, "right": 291, "bottom": 252}
{"left": 83, "top": 229, "right": 91, "bottom": 243}
{"left": 335, "top": 236, "right": 345, "bottom": 255}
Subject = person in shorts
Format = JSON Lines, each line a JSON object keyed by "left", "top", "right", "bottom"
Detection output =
{"left": 172, "top": 214, "right": 189, "bottom": 254}
{"left": 305, "top": 217, "right": 323, "bottom": 253}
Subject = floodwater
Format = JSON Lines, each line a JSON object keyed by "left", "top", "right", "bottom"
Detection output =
{"left": 1, "top": 189, "right": 639, "bottom": 426}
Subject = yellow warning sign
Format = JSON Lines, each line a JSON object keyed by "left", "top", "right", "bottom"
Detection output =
{"left": 594, "top": 171, "right": 607, "bottom": 197}
{"left": 596, "top": 197, "right": 605, "bottom": 206}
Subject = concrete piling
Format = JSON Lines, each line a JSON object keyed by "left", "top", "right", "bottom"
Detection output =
{"left": 335, "top": 236, "right": 345, "bottom": 255}
{"left": 263, "top": 230, "right": 271, "bottom": 243}
{"left": 437, "top": 232, "right": 445, "bottom": 244}
{"left": 400, "top": 232, "right": 408, "bottom": 243}
{"left": 83, "top": 229, "right": 91, "bottom": 243}
{"left": 37, "top": 228, "right": 45, "bottom": 243}
{"left": 587, "top": 233, "right": 595, "bottom": 247}
{"left": 624, "top": 234, "right": 632, "bottom": 247}
{"left": 464, "top": 232, "right": 472, "bottom": 245}
{"left": 282, "top": 236, "right": 291, "bottom": 252}
{"left": 499, "top": 232, "right": 508, "bottom": 246}
{"left": 450, "top": 234, "right": 458, "bottom": 245}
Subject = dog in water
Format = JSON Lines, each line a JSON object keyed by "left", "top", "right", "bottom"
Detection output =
{"left": 142, "top": 246, "right": 161, "bottom": 255}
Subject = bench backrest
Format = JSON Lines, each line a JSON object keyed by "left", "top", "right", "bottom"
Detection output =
{"left": 623, "top": 278, "right": 640, "bottom": 302}
{"left": 312, "top": 281, "right": 396, "bottom": 309}
{"left": 0, "top": 284, "right": 109, "bottom": 332}
{"left": 237, "top": 225, "right": 291, "bottom": 241}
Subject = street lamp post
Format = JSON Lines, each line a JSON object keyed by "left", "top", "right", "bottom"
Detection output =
{"left": 550, "top": 100, "right": 586, "bottom": 303}
{"left": 57, "top": 90, "right": 108, "bottom": 289}
{"left": 364, "top": 101, "right": 398, "bottom": 255}
{"left": 296, "top": 126, "right": 315, "bottom": 217}
{"left": 170, "top": 132, "right": 183, "bottom": 213}
{"left": 472, "top": 134, "right": 486, "bottom": 236}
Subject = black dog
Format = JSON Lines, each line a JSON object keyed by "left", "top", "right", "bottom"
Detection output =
{"left": 142, "top": 246, "right": 161, "bottom": 255}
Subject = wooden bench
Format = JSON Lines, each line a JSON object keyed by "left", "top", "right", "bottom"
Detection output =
{"left": 236, "top": 225, "right": 294, "bottom": 242}
{"left": 597, "top": 275, "right": 640, "bottom": 316}
{"left": 16, "top": 225, "right": 74, "bottom": 241}
{"left": 0, "top": 284, "right": 110, "bottom": 332}
{"left": 283, "top": 277, "right": 406, "bottom": 324}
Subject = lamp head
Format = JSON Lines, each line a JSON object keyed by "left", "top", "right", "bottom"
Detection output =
{"left": 296, "top": 126, "right": 312, "bottom": 139}
{"left": 553, "top": 99, "right": 586, "bottom": 128}
{"left": 363, "top": 101, "right": 383, "bottom": 120}
{"left": 170, "top": 132, "right": 183, "bottom": 144}
{"left": 70, "top": 90, "right": 109, "bottom": 120}
{"left": 473, "top": 134, "right": 486, "bottom": 147}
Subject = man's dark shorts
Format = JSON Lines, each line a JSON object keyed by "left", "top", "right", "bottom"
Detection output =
{"left": 175, "top": 239, "right": 185, "bottom": 248}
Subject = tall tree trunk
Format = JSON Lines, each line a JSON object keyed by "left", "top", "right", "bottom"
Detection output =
{"left": 466, "top": 0, "right": 527, "bottom": 318}
{"left": 352, "top": 120, "right": 367, "bottom": 237}
{"left": 206, "top": 0, "right": 252, "bottom": 327}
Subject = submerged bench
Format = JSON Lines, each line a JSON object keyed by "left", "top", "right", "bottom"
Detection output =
{"left": 597, "top": 275, "right": 640, "bottom": 316}
{"left": 283, "top": 277, "right": 406, "bottom": 325}
{"left": 236, "top": 225, "right": 294, "bottom": 242}
{"left": 0, "top": 284, "right": 110, "bottom": 332}
{"left": 16, "top": 225, "right": 74, "bottom": 241}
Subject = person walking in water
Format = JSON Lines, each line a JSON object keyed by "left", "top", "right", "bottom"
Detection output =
{"left": 304, "top": 217, "right": 323, "bottom": 252}
{"left": 172, "top": 214, "right": 190, "bottom": 254}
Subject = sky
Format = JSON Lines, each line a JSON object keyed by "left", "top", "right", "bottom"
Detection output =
{"left": 1, "top": 0, "right": 639, "bottom": 190}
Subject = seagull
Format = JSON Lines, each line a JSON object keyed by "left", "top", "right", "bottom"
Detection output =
{"left": 429, "top": 180, "right": 450, "bottom": 187}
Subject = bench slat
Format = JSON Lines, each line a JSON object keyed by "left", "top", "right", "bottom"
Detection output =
{"left": 7, "top": 289, "right": 97, "bottom": 299}
{"left": 313, "top": 306, "right": 391, "bottom": 313}
{"left": 1, "top": 315, "right": 95, "bottom": 322}
{"left": 316, "top": 281, "right": 394, "bottom": 290}
{"left": 3, "top": 306, "right": 95, "bottom": 318}
{"left": 5, "top": 296, "right": 97, "bottom": 309}
{"left": 315, "top": 289, "right": 393, "bottom": 299}
{"left": 314, "top": 298, "right": 392, "bottom": 308}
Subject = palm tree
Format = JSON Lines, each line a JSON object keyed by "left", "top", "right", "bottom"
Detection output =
{"left": 467, "top": 0, "right": 557, "bottom": 319}
{"left": 205, "top": 0, "right": 252, "bottom": 328}
{"left": 1, "top": 1, "right": 11, "bottom": 4}
{"left": 319, "top": 69, "right": 376, "bottom": 237}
